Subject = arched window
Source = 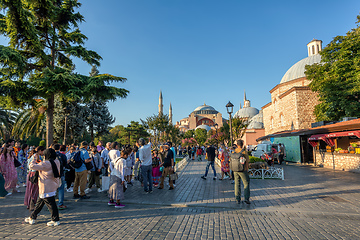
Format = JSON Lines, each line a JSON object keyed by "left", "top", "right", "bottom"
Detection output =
{"left": 317, "top": 44, "right": 319, "bottom": 53}
{"left": 312, "top": 45, "right": 315, "bottom": 55}
{"left": 280, "top": 114, "right": 284, "bottom": 126}
{"left": 270, "top": 117, "right": 274, "bottom": 129}
{"left": 274, "top": 99, "right": 277, "bottom": 112}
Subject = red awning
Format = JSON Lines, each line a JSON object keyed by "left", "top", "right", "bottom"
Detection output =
{"left": 308, "top": 130, "right": 360, "bottom": 147}
{"left": 326, "top": 130, "right": 360, "bottom": 139}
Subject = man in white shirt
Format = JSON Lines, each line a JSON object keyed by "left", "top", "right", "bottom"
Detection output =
{"left": 137, "top": 138, "right": 152, "bottom": 193}
{"left": 101, "top": 142, "right": 111, "bottom": 176}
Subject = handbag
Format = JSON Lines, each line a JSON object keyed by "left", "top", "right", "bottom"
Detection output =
{"left": 170, "top": 172, "right": 178, "bottom": 181}
{"left": 14, "top": 158, "right": 21, "bottom": 168}
{"left": 29, "top": 171, "right": 39, "bottom": 184}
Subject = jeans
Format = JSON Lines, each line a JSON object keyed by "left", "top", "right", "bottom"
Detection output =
{"left": 57, "top": 176, "right": 65, "bottom": 206}
{"left": 204, "top": 161, "right": 216, "bottom": 177}
{"left": 141, "top": 165, "right": 153, "bottom": 192}
{"left": 234, "top": 171, "right": 250, "bottom": 201}
{"left": 30, "top": 196, "right": 59, "bottom": 221}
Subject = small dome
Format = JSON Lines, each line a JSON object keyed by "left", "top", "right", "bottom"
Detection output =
{"left": 234, "top": 107, "right": 259, "bottom": 119}
{"left": 280, "top": 54, "right": 321, "bottom": 84}
{"left": 250, "top": 110, "right": 263, "bottom": 123}
{"left": 193, "top": 104, "right": 218, "bottom": 114}
{"left": 247, "top": 121, "right": 264, "bottom": 129}
{"left": 195, "top": 125, "right": 212, "bottom": 131}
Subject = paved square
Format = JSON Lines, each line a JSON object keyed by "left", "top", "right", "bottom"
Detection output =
{"left": 1, "top": 158, "right": 360, "bottom": 239}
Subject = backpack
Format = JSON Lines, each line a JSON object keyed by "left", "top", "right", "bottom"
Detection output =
{"left": 68, "top": 151, "right": 83, "bottom": 169}
{"left": 229, "top": 149, "right": 247, "bottom": 172}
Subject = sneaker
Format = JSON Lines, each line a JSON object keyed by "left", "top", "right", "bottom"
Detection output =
{"left": 201, "top": 176, "right": 206, "bottom": 180}
{"left": 6, "top": 192, "right": 12, "bottom": 196}
{"left": 80, "top": 195, "right": 90, "bottom": 200}
{"left": 173, "top": 184, "right": 176, "bottom": 187}
{"left": 84, "top": 188, "right": 92, "bottom": 194}
{"left": 97, "top": 188, "right": 102, "bottom": 193}
{"left": 22, "top": 183, "right": 27, "bottom": 187}
{"left": 73, "top": 194, "right": 80, "bottom": 199}
{"left": 16, "top": 185, "right": 20, "bottom": 188}
{"left": 231, "top": 180, "right": 235, "bottom": 184}
{"left": 47, "top": 221, "right": 60, "bottom": 226}
{"left": 58, "top": 205, "right": 67, "bottom": 210}
{"left": 66, "top": 187, "right": 73, "bottom": 192}
{"left": 148, "top": 190, "right": 153, "bottom": 194}
{"left": 244, "top": 200, "right": 251, "bottom": 204}
{"left": 115, "top": 203, "right": 125, "bottom": 208}
{"left": 224, "top": 176, "right": 230, "bottom": 180}
{"left": 213, "top": 176, "right": 217, "bottom": 180}
{"left": 169, "top": 187, "right": 174, "bottom": 190}
{"left": 108, "top": 201, "right": 116, "bottom": 206}
{"left": 25, "top": 217, "right": 36, "bottom": 225}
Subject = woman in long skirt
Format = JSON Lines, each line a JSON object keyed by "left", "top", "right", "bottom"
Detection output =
{"left": 152, "top": 150, "right": 161, "bottom": 187}
{"left": 108, "top": 150, "right": 127, "bottom": 208}
{"left": 0, "top": 144, "right": 18, "bottom": 195}
{"left": 24, "top": 147, "right": 45, "bottom": 210}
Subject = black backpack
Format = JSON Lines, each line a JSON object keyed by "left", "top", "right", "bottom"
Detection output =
{"left": 68, "top": 151, "right": 83, "bottom": 169}
{"left": 229, "top": 149, "right": 247, "bottom": 172}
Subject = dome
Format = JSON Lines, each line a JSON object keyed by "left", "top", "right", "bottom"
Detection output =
{"left": 234, "top": 107, "right": 259, "bottom": 119}
{"left": 280, "top": 54, "right": 321, "bottom": 84}
{"left": 247, "top": 121, "right": 264, "bottom": 129}
{"left": 250, "top": 110, "right": 263, "bottom": 123}
{"left": 195, "top": 124, "right": 212, "bottom": 131}
{"left": 193, "top": 104, "right": 218, "bottom": 114}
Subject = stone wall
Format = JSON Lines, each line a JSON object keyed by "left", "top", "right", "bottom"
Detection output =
{"left": 295, "top": 89, "right": 319, "bottom": 130}
{"left": 314, "top": 151, "right": 360, "bottom": 172}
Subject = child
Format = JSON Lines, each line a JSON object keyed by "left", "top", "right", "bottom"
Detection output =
{"left": 108, "top": 150, "right": 127, "bottom": 208}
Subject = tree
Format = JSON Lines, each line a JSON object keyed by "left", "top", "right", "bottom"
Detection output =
{"left": 194, "top": 128, "right": 207, "bottom": 146}
{"left": 231, "top": 117, "right": 249, "bottom": 140}
{"left": 142, "top": 114, "right": 169, "bottom": 144}
{"left": 0, "top": 107, "right": 16, "bottom": 141}
{"left": 0, "top": 1, "right": 128, "bottom": 147}
{"left": 305, "top": 15, "right": 360, "bottom": 121}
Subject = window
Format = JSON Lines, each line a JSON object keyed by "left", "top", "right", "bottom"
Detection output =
{"left": 280, "top": 114, "right": 284, "bottom": 126}
{"left": 270, "top": 117, "right": 274, "bottom": 129}
{"left": 312, "top": 45, "right": 315, "bottom": 55}
{"left": 274, "top": 100, "right": 277, "bottom": 112}
{"left": 317, "top": 44, "right": 319, "bottom": 53}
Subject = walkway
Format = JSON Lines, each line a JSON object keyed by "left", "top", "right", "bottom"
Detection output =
{"left": 1, "top": 157, "right": 360, "bottom": 239}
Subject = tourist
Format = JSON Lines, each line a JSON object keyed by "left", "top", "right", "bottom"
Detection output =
{"left": 159, "top": 143, "right": 174, "bottom": 190}
{"left": 0, "top": 143, "right": 18, "bottom": 195}
{"left": 65, "top": 146, "right": 76, "bottom": 192}
{"left": 232, "top": 139, "right": 250, "bottom": 204}
{"left": 25, "top": 148, "right": 61, "bottom": 226}
{"left": 201, "top": 144, "right": 217, "bottom": 180}
{"left": 108, "top": 142, "right": 120, "bottom": 174}
{"left": 151, "top": 149, "right": 161, "bottom": 187}
{"left": 52, "top": 144, "right": 68, "bottom": 210}
{"left": 124, "top": 146, "right": 133, "bottom": 184}
{"left": 100, "top": 142, "right": 111, "bottom": 176}
{"left": 87, "top": 146, "right": 102, "bottom": 193}
{"left": 24, "top": 146, "right": 45, "bottom": 211}
{"left": 108, "top": 150, "right": 127, "bottom": 208}
{"left": 137, "top": 138, "right": 153, "bottom": 193}
{"left": 0, "top": 171, "right": 7, "bottom": 197}
{"left": 278, "top": 143, "right": 286, "bottom": 165}
{"left": 17, "top": 144, "right": 29, "bottom": 187}
{"left": 133, "top": 146, "right": 140, "bottom": 181}
{"left": 73, "top": 141, "right": 92, "bottom": 200}
{"left": 97, "top": 141, "right": 105, "bottom": 153}
{"left": 219, "top": 145, "right": 230, "bottom": 180}
{"left": 196, "top": 147, "right": 202, "bottom": 161}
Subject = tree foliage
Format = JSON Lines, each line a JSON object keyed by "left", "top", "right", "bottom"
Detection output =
{"left": 305, "top": 15, "right": 360, "bottom": 121}
{"left": 0, "top": 1, "right": 128, "bottom": 146}
{"left": 194, "top": 128, "right": 207, "bottom": 146}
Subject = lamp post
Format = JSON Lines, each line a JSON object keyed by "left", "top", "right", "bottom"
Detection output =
{"left": 63, "top": 106, "right": 71, "bottom": 145}
{"left": 226, "top": 101, "right": 234, "bottom": 147}
{"left": 214, "top": 123, "right": 218, "bottom": 148}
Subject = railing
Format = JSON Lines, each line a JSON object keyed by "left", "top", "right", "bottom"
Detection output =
{"left": 215, "top": 158, "right": 284, "bottom": 180}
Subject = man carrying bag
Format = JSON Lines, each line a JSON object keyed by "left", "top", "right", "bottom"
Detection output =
{"left": 229, "top": 139, "right": 250, "bottom": 204}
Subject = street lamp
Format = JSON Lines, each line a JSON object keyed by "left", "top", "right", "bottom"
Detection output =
{"left": 63, "top": 106, "right": 71, "bottom": 145}
{"left": 226, "top": 101, "right": 234, "bottom": 147}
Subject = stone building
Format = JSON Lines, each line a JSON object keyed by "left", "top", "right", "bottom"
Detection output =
{"left": 262, "top": 39, "right": 322, "bottom": 135}
{"left": 175, "top": 103, "right": 225, "bottom": 132}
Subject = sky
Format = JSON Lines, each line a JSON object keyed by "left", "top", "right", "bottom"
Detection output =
{"left": 3, "top": 1, "right": 360, "bottom": 126}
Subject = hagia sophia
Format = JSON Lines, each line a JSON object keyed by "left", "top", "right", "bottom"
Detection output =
{"left": 160, "top": 39, "right": 323, "bottom": 146}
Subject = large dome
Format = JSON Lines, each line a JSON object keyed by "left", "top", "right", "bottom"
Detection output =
{"left": 193, "top": 104, "right": 218, "bottom": 114}
{"left": 234, "top": 107, "right": 259, "bottom": 119}
{"left": 280, "top": 54, "right": 321, "bottom": 84}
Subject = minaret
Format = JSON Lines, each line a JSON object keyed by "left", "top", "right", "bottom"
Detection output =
{"left": 169, "top": 102, "right": 173, "bottom": 125}
{"left": 244, "top": 90, "right": 250, "bottom": 108}
{"left": 158, "top": 91, "right": 163, "bottom": 116}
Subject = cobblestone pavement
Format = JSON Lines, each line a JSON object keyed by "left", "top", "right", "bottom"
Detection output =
{"left": 1, "top": 157, "right": 360, "bottom": 239}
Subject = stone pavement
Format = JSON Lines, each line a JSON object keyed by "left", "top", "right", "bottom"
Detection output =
{"left": 1, "top": 157, "right": 360, "bottom": 239}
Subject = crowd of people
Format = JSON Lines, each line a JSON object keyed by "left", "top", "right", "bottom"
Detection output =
{"left": 0, "top": 138, "right": 179, "bottom": 226}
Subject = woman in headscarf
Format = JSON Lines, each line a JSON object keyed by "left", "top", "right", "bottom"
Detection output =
{"left": 0, "top": 143, "right": 18, "bottom": 195}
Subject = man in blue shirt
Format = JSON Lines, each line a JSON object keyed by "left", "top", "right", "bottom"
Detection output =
{"left": 73, "top": 141, "right": 92, "bottom": 199}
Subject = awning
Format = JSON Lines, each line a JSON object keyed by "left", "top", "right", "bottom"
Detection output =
{"left": 308, "top": 130, "right": 360, "bottom": 147}
{"left": 326, "top": 130, "right": 360, "bottom": 139}
{"left": 308, "top": 134, "right": 327, "bottom": 147}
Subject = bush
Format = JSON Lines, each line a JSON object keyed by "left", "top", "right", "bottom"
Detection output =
{"left": 249, "top": 156, "right": 264, "bottom": 163}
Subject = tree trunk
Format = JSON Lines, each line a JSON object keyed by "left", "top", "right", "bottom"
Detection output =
{"left": 46, "top": 94, "right": 55, "bottom": 148}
